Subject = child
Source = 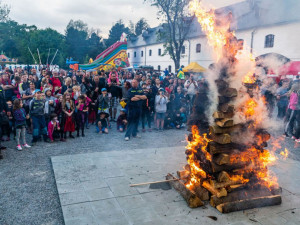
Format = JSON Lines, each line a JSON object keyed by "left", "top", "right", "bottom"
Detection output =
{"left": 48, "top": 113, "right": 61, "bottom": 142}
{"left": 44, "top": 88, "right": 57, "bottom": 125}
{"left": 29, "top": 89, "right": 50, "bottom": 144}
{"left": 2, "top": 100, "right": 13, "bottom": 141}
{"left": 97, "top": 112, "right": 109, "bottom": 134}
{"left": 117, "top": 108, "right": 128, "bottom": 132}
{"left": 75, "top": 95, "right": 87, "bottom": 137}
{"left": 13, "top": 99, "right": 31, "bottom": 150}
{"left": 62, "top": 92, "right": 75, "bottom": 139}
{"left": 55, "top": 94, "right": 65, "bottom": 141}
{"left": 96, "top": 88, "right": 110, "bottom": 129}
{"left": 155, "top": 88, "right": 168, "bottom": 131}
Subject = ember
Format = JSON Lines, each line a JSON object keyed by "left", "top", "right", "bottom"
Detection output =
{"left": 167, "top": 0, "right": 289, "bottom": 213}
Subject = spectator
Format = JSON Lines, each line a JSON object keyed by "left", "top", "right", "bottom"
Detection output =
{"left": 155, "top": 88, "right": 168, "bottom": 131}
{"left": 125, "top": 79, "right": 147, "bottom": 141}
{"left": 117, "top": 109, "right": 128, "bottom": 132}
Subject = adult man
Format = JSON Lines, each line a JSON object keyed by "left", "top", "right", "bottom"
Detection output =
{"left": 184, "top": 74, "right": 198, "bottom": 113}
{"left": 125, "top": 79, "right": 147, "bottom": 141}
{"left": 1, "top": 72, "right": 15, "bottom": 101}
{"left": 0, "top": 85, "right": 8, "bottom": 158}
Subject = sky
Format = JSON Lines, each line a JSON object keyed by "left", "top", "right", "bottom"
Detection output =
{"left": 4, "top": 0, "right": 244, "bottom": 38}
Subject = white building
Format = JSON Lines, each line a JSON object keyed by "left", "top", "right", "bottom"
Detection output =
{"left": 127, "top": 0, "right": 300, "bottom": 73}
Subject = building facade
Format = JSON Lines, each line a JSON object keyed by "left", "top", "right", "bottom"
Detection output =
{"left": 127, "top": 0, "right": 300, "bottom": 73}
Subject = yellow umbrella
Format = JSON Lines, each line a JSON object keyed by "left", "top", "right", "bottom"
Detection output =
{"left": 182, "top": 62, "right": 206, "bottom": 73}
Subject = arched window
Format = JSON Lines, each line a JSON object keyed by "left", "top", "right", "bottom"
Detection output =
{"left": 265, "top": 34, "right": 275, "bottom": 48}
{"left": 149, "top": 49, "right": 152, "bottom": 56}
{"left": 196, "top": 43, "right": 201, "bottom": 53}
{"left": 168, "top": 65, "right": 172, "bottom": 73}
{"left": 158, "top": 65, "right": 161, "bottom": 71}
{"left": 134, "top": 52, "right": 136, "bottom": 58}
{"left": 141, "top": 51, "right": 144, "bottom": 57}
{"left": 181, "top": 46, "right": 186, "bottom": 54}
{"left": 158, "top": 49, "right": 162, "bottom": 56}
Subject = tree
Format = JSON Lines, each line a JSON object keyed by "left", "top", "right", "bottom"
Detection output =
{"left": 65, "top": 19, "right": 89, "bottom": 63}
{"left": 135, "top": 18, "right": 149, "bottom": 36}
{"left": 87, "top": 32, "right": 105, "bottom": 59}
{"left": 146, "top": 0, "right": 194, "bottom": 70}
{"left": 105, "top": 20, "right": 131, "bottom": 47}
{"left": 0, "top": 0, "right": 10, "bottom": 22}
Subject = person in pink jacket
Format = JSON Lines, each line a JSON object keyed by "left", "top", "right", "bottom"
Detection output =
{"left": 107, "top": 69, "right": 120, "bottom": 85}
{"left": 48, "top": 113, "right": 61, "bottom": 142}
{"left": 284, "top": 86, "right": 299, "bottom": 138}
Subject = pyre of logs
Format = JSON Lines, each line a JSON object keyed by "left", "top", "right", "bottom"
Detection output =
{"left": 166, "top": 83, "right": 282, "bottom": 213}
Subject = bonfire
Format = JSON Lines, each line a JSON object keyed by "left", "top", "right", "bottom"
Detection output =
{"left": 166, "top": 0, "right": 288, "bottom": 213}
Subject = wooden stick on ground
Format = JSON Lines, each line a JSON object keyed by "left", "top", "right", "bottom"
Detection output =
{"left": 166, "top": 173, "right": 204, "bottom": 208}
{"left": 130, "top": 178, "right": 179, "bottom": 187}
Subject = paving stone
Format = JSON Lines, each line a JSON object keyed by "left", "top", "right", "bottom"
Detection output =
{"left": 56, "top": 181, "right": 84, "bottom": 194}
{"left": 105, "top": 177, "right": 139, "bottom": 197}
{"left": 124, "top": 206, "right": 160, "bottom": 224}
{"left": 59, "top": 190, "right": 89, "bottom": 206}
{"left": 116, "top": 195, "right": 148, "bottom": 212}
{"left": 62, "top": 202, "right": 94, "bottom": 221}
{"left": 81, "top": 179, "right": 108, "bottom": 191}
{"left": 85, "top": 187, "right": 114, "bottom": 201}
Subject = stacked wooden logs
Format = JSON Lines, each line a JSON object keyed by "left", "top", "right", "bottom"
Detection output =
{"left": 167, "top": 78, "right": 282, "bottom": 213}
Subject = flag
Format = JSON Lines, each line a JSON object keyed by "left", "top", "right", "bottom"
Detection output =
{"left": 177, "top": 68, "right": 185, "bottom": 79}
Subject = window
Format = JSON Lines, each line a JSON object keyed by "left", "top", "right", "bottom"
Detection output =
{"left": 168, "top": 65, "right": 172, "bottom": 73}
{"left": 134, "top": 52, "right": 136, "bottom": 58}
{"left": 237, "top": 39, "right": 244, "bottom": 50}
{"left": 158, "top": 65, "right": 161, "bottom": 71}
{"left": 158, "top": 48, "right": 162, "bottom": 56}
{"left": 196, "top": 43, "right": 201, "bottom": 53}
{"left": 265, "top": 34, "right": 274, "bottom": 48}
{"left": 128, "top": 53, "right": 130, "bottom": 58}
{"left": 149, "top": 49, "right": 152, "bottom": 56}
{"left": 181, "top": 46, "right": 186, "bottom": 54}
{"left": 141, "top": 51, "right": 144, "bottom": 57}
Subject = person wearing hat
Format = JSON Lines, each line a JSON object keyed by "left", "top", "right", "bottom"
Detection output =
{"left": 29, "top": 89, "right": 50, "bottom": 144}
{"left": 96, "top": 88, "right": 110, "bottom": 132}
{"left": 155, "top": 87, "right": 168, "bottom": 131}
{"left": 97, "top": 111, "right": 109, "bottom": 134}
{"left": 117, "top": 108, "right": 128, "bottom": 132}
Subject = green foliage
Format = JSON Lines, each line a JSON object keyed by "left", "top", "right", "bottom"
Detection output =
{"left": 105, "top": 20, "right": 132, "bottom": 47}
{"left": 0, "top": 0, "right": 10, "bottom": 22}
{"left": 146, "top": 0, "right": 194, "bottom": 70}
{"left": 135, "top": 18, "right": 149, "bottom": 36}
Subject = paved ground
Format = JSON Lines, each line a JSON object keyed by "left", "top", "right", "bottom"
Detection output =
{"left": 0, "top": 119, "right": 299, "bottom": 225}
{"left": 52, "top": 146, "right": 300, "bottom": 225}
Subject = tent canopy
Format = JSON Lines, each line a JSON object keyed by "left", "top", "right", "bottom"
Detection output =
{"left": 183, "top": 62, "right": 206, "bottom": 73}
{"left": 279, "top": 61, "right": 300, "bottom": 76}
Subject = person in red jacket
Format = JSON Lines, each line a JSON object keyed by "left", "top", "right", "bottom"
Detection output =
{"left": 51, "top": 70, "right": 62, "bottom": 94}
{"left": 48, "top": 113, "right": 61, "bottom": 142}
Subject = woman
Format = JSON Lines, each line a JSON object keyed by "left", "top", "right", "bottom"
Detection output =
{"left": 62, "top": 77, "right": 73, "bottom": 94}
{"left": 72, "top": 76, "right": 78, "bottom": 86}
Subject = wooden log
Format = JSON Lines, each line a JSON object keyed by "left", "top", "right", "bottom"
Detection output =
{"left": 210, "top": 133, "right": 231, "bottom": 145}
{"left": 208, "top": 142, "right": 247, "bottom": 155}
{"left": 209, "top": 187, "right": 274, "bottom": 207}
{"left": 210, "top": 161, "right": 247, "bottom": 173}
{"left": 194, "top": 186, "right": 210, "bottom": 201}
{"left": 177, "top": 170, "right": 190, "bottom": 180}
{"left": 210, "top": 179, "right": 243, "bottom": 189}
{"left": 214, "top": 154, "right": 230, "bottom": 165}
{"left": 219, "top": 88, "right": 238, "bottom": 98}
{"left": 202, "top": 181, "right": 227, "bottom": 198}
{"left": 213, "top": 111, "right": 234, "bottom": 119}
{"left": 218, "top": 104, "right": 234, "bottom": 113}
{"left": 216, "top": 119, "right": 234, "bottom": 128}
{"left": 216, "top": 195, "right": 282, "bottom": 213}
{"left": 218, "top": 96, "right": 232, "bottom": 104}
{"left": 218, "top": 171, "right": 230, "bottom": 183}
{"left": 166, "top": 173, "right": 204, "bottom": 208}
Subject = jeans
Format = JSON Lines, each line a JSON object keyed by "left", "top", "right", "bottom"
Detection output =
{"left": 125, "top": 108, "right": 141, "bottom": 138}
{"left": 31, "top": 115, "right": 48, "bottom": 142}
{"left": 141, "top": 110, "right": 151, "bottom": 129}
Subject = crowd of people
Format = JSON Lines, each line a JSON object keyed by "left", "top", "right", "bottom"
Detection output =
{"left": 0, "top": 67, "right": 200, "bottom": 159}
{"left": 0, "top": 65, "right": 299, "bottom": 159}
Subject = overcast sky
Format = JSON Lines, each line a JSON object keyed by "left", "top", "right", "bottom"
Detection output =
{"left": 4, "top": 0, "right": 243, "bottom": 38}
